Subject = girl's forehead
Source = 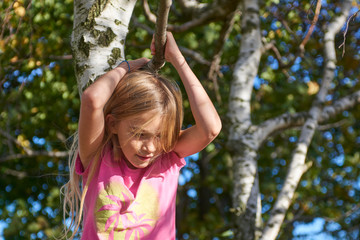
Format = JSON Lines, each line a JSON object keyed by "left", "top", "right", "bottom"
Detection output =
{"left": 125, "top": 111, "right": 163, "bottom": 132}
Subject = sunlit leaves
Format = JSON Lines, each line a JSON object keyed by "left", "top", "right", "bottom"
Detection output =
{"left": 1, "top": 0, "right": 360, "bottom": 239}
{"left": 1, "top": 0, "right": 76, "bottom": 238}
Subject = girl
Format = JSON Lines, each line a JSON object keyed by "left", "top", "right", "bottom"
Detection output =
{"left": 62, "top": 32, "right": 221, "bottom": 239}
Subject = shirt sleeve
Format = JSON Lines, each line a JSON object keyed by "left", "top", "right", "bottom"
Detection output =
{"left": 75, "top": 154, "right": 91, "bottom": 177}
{"left": 169, "top": 151, "right": 186, "bottom": 169}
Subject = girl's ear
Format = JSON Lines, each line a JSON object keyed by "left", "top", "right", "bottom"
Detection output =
{"left": 106, "top": 114, "right": 117, "bottom": 134}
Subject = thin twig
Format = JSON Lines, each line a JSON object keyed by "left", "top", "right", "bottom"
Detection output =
{"left": 339, "top": 10, "right": 360, "bottom": 57}
{"left": 299, "top": 0, "right": 322, "bottom": 52}
{"left": 207, "top": 9, "right": 240, "bottom": 104}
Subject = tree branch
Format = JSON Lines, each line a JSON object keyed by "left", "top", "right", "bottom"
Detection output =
{"left": 0, "top": 128, "right": 69, "bottom": 162}
{"left": 339, "top": 10, "right": 360, "bottom": 57}
{"left": 131, "top": 15, "right": 155, "bottom": 35}
{"left": 3, "top": 168, "right": 27, "bottom": 179}
{"left": 179, "top": 46, "right": 211, "bottom": 65}
{"left": 130, "top": 16, "right": 212, "bottom": 67}
{"left": 142, "top": 0, "right": 157, "bottom": 24}
{"left": 264, "top": 2, "right": 322, "bottom": 72}
{"left": 299, "top": 0, "right": 322, "bottom": 52}
{"left": 323, "top": 203, "right": 360, "bottom": 222}
{"left": 208, "top": 9, "right": 240, "bottom": 104}
{"left": 0, "top": 151, "right": 70, "bottom": 163}
{"left": 0, "top": 128, "right": 33, "bottom": 155}
{"left": 167, "top": 7, "right": 219, "bottom": 32}
{"left": 260, "top": 2, "right": 353, "bottom": 239}
{"left": 320, "top": 90, "right": 360, "bottom": 121}
{"left": 144, "top": 0, "right": 241, "bottom": 33}
{"left": 145, "top": 0, "right": 172, "bottom": 72}
{"left": 256, "top": 90, "right": 360, "bottom": 146}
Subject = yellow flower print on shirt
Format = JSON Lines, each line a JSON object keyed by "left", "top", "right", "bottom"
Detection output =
{"left": 95, "top": 181, "right": 160, "bottom": 240}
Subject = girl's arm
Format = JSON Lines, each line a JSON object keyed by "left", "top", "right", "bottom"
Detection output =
{"left": 78, "top": 58, "right": 149, "bottom": 169}
{"left": 155, "top": 32, "right": 222, "bottom": 158}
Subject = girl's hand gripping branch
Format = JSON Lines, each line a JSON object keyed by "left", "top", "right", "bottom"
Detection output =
{"left": 152, "top": 32, "right": 222, "bottom": 158}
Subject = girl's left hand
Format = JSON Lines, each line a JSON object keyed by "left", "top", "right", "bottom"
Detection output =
{"left": 118, "top": 58, "right": 150, "bottom": 72}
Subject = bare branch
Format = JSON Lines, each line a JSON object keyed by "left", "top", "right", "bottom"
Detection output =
{"left": 208, "top": 9, "right": 240, "bottom": 104}
{"left": 339, "top": 10, "right": 360, "bottom": 57}
{"left": 179, "top": 46, "right": 211, "bottom": 65}
{"left": 131, "top": 16, "right": 155, "bottom": 35}
{"left": 145, "top": 0, "right": 172, "bottom": 72}
{"left": 317, "top": 119, "right": 348, "bottom": 131}
{"left": 3, "top": 168, "right": 27, "bottom": 179}
{"left": 324, "top": 203, "right": 360, "bottom": 222}
{"left": 0, "top": 128, "right": 69, "bottom": 162}
{"left": 255, "top": 112, "right": 309, "bottom": 145}
{"left": 144, "top": 0, "right": 241, "bottom": 33}
{"left": 261, "top": 39, "right": 291, "bottom": 78}
{"left": 142, "top": 0, "right": 157, "bottom": 24}
{"left": 299, "top": 0, "right": 322, "bottom": 52}
{"left": 265, "top": 2, "right": 322, "bottom": 72}
{"left": 167, "top": 7, "right": 219, "bottom": 32}
{"left": 129, "top": 17, "right": 213, "bottom": 67}
{"left": 255, "top": 89, "right": 360, "bottom": 145}
{"left": 0, "top": 128, "right": 33, "bottom": 155}
{"left": 0, "top": 151, "right": 70, "bottom": 163}
{"left": 320, "top": 90, "right": 360, "bottom": 121}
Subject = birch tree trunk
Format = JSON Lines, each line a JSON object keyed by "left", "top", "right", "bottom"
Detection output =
{"left": 227, "top": 0, "right": 262, "bottom": 239}
{"left": 260, "top": 1, "right": 353, "bottom": 239}
{"left": 228, "top": 0, "right": 356, "bottom": 239}
{"left": 71, "top": 0, "right": 137, "bottom": 93}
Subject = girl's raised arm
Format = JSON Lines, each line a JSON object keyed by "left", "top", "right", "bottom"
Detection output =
{"left": 159, "top": 32, "right": 222, "bottom": 158}
{"left": 78, "top": 58, "right": 149, "bottom": 169}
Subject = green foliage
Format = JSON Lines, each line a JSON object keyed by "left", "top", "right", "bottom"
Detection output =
{"left": 1, "top": 0, "right": 360, "bottom": 239}
{"left": 1, "top": 0, "right": 76, "bottom": 238}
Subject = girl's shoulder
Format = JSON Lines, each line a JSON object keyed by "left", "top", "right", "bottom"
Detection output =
{"left": 76, "top": 144, "right": 116, "bottom": 177}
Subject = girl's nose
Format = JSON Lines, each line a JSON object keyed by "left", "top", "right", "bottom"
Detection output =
{"left": 142, "top": 138, "right": 157, "bottom": 153}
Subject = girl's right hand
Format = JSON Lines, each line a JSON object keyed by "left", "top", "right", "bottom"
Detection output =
{"left": 164, "top": 32, "right": 183, "bottom": 64}
{"left": 150, "top": 32, "right": 184, "bottom": 65}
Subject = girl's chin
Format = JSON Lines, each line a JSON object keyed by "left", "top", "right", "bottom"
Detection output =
{"left": 124, "top": 158, "right": 151, "bottom": 169}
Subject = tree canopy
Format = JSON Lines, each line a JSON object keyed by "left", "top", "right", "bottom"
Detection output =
{"left": 1, "top": 0, "right": 359, "bottom": 239}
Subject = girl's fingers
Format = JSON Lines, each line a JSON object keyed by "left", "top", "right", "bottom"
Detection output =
{"left": 150, "top": 35, "right": 155, "bottom": 55}
{"left": 128, "top": 58, "right": 150, "bottom": 70}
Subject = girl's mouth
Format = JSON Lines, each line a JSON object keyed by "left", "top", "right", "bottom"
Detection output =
{"left": 137, "top": 155, "right": 153, "bottom": 161}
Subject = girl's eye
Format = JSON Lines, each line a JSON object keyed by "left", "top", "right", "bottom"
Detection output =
{"left": 135, "top": 132, "right": 144, "bottom": 138}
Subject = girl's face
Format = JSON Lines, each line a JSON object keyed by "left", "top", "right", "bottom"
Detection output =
{"left": 113, "top": 111, "right": 163, "bottom": 169}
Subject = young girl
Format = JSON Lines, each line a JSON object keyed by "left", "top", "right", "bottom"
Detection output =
{"left": 62, "top": 32, "right": 221, "bottom": 239}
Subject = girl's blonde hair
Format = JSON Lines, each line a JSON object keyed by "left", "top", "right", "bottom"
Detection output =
{"left": 60, "top": 70, "right": 183, "bottom": 238}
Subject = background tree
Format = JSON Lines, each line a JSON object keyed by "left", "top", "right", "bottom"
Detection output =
{"left": 1, "top": 0, "right": 359, "bottom": 239}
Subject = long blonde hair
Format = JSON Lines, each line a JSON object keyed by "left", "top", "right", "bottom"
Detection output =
{"left": 61, "top": 70, "right": 183, "bottom": 238}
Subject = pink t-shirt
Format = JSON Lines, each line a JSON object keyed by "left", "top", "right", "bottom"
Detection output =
{"left": 76, "top": 147, "right": 185, "bottom": 240}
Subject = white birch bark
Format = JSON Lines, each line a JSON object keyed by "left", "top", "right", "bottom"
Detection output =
{"left": 71, "top": 0, "right": 137, "bottom": 93}
{"left": 227, "top": 0, "right": 262, "bottom": 239}
{"left": 260, "top": 1, "right": 353, "bottom": 239}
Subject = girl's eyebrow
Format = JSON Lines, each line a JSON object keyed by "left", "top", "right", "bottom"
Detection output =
{"left": 129, "top": 126, "right": 160, "bottom": 135}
